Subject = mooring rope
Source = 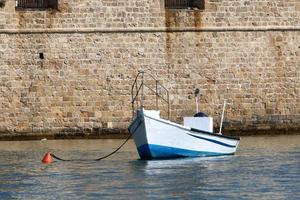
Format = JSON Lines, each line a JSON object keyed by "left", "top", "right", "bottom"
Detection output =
{"left": 50, "top": 120, "right": 142, "bottom": 162}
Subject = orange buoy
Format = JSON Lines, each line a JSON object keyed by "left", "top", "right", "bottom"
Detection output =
{"left": 42, "top": 152, "right": 53, "bottom": 164}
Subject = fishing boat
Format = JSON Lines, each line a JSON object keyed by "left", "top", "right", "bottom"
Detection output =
{"left": 128, "top": 71, "right": 240, "bottom": 159}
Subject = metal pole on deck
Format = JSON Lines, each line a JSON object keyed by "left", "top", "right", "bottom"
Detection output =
{"left": 141, "top": 71, "right": 144, "bottom": 108}
{"left": 219, "top": 99, "right": 227, "bottom": 134}
{"left": 156, "top": 80, "right": 158, "bottom": 110}
{"left": 167, "top": 92, "right": 170, "bottom": 119}
{"left": 194, "top": 88, "right": 200, "bottom": 113}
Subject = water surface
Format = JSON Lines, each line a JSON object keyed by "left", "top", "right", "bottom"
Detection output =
{"left": 0, "top": 135, "right": 299, "bottom": 199}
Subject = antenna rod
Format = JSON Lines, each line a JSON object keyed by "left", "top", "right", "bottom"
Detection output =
{"left": 195, "top": 96, "right": 199, "bottom": 113}
{"left": 194, "top": 88, "right": 200, "bottom": 113}
{"left": 219, "top": 99, "right": 227, "bottom": 134}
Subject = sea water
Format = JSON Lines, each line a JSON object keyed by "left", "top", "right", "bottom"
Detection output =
{"left": 0, "top": 135, "right": 299, "bottom": 199}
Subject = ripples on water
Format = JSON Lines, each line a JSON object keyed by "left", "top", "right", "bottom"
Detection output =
{"left": 0, "top": 135, "right": 299, "bottom": 199}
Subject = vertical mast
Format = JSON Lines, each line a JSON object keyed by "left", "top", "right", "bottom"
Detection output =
{"left": 219, "top": 99, "right": 227, "bottom": 134}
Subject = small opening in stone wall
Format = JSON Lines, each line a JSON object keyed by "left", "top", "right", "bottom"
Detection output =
{"left": 165, "top": 0, "right": 205, "bottom": 10}
{"left": 39, "top": 53, "right": 44, "bottom": 59}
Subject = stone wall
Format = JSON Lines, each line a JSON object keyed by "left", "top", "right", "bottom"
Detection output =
{"left": 1, "top": 0, "right": 299, "bottom": 29}
{"left": 0, "top": 0, "right": 299, "bottom": 138}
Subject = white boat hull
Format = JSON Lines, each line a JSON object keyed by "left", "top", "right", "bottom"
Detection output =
{"left": 129, "top": 109, "right": 240, "bottom": 159}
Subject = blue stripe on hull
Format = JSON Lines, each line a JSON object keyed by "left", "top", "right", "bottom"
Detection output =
{"left": 187, "top": 133, "right": 237, "bottom": 148}
{"left": 137, "top": 144, "right": 152, "bottom": 159}
{"left": 137, "top": 144, "right": 234, "bottom": 159}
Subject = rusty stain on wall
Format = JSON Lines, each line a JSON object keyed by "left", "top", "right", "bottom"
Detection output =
{"left": 193, "top": 10, "right": 202, "bottom": 28}
{"left": 164, "top": 10, "right": 178, "bottom": 59}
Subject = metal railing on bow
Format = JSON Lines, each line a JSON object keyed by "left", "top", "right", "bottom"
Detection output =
{"left": 131, "top": 71, "right": 170, "bottom": 119}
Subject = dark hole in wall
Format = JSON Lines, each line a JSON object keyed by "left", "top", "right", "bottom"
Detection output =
{"left": 39, "top": 53, "right": 44, "bottom": 59}
{"left": 0, "top": 0, "right": 5, "bottom": 8}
